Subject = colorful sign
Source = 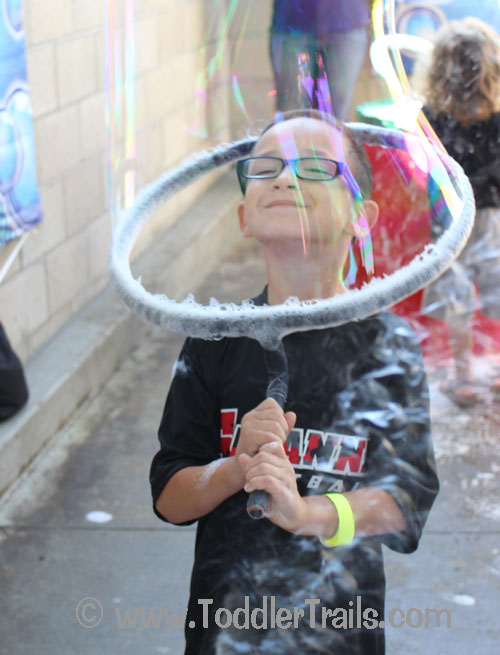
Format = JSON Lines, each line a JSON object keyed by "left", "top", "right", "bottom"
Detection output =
{"left": 0, "top": 0, "right": 42, "bottom": 247}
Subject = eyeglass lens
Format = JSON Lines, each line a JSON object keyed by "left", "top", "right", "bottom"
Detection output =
{"left": 243, "top": 157, "right": 339, "bottom": 180}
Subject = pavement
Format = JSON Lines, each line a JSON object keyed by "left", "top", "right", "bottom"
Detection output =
{"left": 1, "top": 237, "right": 500, "bottom": 655}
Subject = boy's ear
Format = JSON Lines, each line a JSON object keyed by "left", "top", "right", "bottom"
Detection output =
{"left": 345, "top": 199, "right": 379, "bottom": 237}
{"left": 238, "top": 202, "right": 252, "bottom": 238}
{"left": 362, "top": 199, "right": 379, "bottom": 230}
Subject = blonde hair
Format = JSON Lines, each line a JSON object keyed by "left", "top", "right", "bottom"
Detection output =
{"left": 423, "top": 17, "right": 500, "bottom": 125}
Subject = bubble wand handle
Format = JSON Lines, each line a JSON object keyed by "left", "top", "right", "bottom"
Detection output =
{"left": 246, "top": 343, "right": 289, "bottom": 520}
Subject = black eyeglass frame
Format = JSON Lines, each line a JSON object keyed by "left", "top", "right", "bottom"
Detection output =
{"left": 236, "top": 156, "right": 362, "bottom": 199}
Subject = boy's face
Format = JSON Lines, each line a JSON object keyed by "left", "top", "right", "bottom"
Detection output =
{"left": 238, "top": 117, "right": 377, "bottom": 254}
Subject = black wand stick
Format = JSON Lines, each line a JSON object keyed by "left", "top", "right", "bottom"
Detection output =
{"left": 246, "top": 342, "right": 289, "bottom": 519}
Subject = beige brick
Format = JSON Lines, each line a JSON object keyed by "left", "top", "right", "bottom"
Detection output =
{"left": 100, "top": 153, "right": 110, "bottom": 212}
{"left": 80, "top": 92, "right": 106, "bottom": 158}
{"left": 46, "top": 233, "right": 88, "bottom": 314}
{"left": 135, "top": 123, "right": 165, "bottom": 188}
{"left": 28, "top": 302, "right": 73, "bottom": 357}
{"left": 96, "top": 31, "right": 106, "bottom": 92}
{"left": 158, "top": 4, "right": 187, "bottom": 61}
{"left": 231, "top": 37, "right": 272, "bottom": 79}
{"left": 162, "top": 108, "right": 206, "bottom": 168}
{"left": 71, "top": 274, "right": 107, "bottom": 315}
{"left": 34, "top": 106, "right": 82, "bottom": 183}
{"left": 26, "top": 45, "right": 58, "bottom": 117}
{"left": 136, "top": 0, "right": 176, "bottom": 12}
{"left": 206, "top": 81, "right": 231, "bottom": 138}
{"left": 182, "top": 0, "right": 205, "bottom": 52}
{"left": 74, "top": 0, "right": 105, "bottom": 31}
{"left": 135, "top": 15, "right": 160, "bottom": 73}
{"left": 0, "top": 262, "right": 49, "bottom": 349}
{"left": 134, "top": 75, "right": 149, "bottom": 131}
{"left": 25, "top": 0, "right": 74, "bottom": 44}
{"left": 173, "top": 50, "right": 205, "bottom": 108}
{"left": 63, "top": 157, "right": 106, "bottom": 236}
{"left": 143, "top": 64, "right": 177, "bottom": 123}
{"left": 21, "top": 182, "right": 66, "bottom": 266}
{"left": 87, "top": 213, "right": 112, "bottom": 282}
{"left": 56, "top": 35, "right": 99, "bottom": 106}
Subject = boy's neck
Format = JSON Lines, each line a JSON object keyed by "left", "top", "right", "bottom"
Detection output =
{"left": 262, "top": 243, "right": 349, "bottom": 305}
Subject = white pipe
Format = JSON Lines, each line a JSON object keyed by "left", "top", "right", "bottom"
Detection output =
{"left": 0, "top": 232, "right": 31, "bottom": 286}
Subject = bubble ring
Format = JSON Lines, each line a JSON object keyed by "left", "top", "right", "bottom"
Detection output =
{"left": 108, "top": 123, "right": 474, "bottom": 349}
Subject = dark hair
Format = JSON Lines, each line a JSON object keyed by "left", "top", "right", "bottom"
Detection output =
{"left": 249, "top": 109, "right": 373, "bottom": 198}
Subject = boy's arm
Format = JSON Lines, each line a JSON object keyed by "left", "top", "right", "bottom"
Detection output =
{"left": 155, "top": 397, "right": 296, "bottom": 524}
{"left": 301, "top": 487, "right": 407, "bottom": 538}
{"left": 154, "top": 458, "right": 244, "bottom": 524}
{"left": 240, "top": 440, "right": 407, "bottom": 539}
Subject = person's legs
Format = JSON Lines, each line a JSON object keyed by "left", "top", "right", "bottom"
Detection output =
{"left": 445, "top": 316, "right": 477, "bottom": 407}
{"left": 321, "top": 27, "right": 368, "bottom": 121}
{"left": 269, "top": 32, "right": 318, "bottom": 111}
{"left": 421, "top": 262, "right": 477, "bottom": 406}
{"left": 470, "top": 208, "right": 500, "bottom": 391}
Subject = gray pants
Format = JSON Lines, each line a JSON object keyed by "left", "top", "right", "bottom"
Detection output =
{"left": 270, "top": 28, "right": 368, "bottom": 120}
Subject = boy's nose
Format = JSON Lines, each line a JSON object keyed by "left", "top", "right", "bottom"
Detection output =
{"left": 273, "top": 163, "right": 297, "bottom": 188}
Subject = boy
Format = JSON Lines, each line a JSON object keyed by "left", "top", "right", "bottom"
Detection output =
{"left": 150, "top": 110, "right": 439, "bottom": 654}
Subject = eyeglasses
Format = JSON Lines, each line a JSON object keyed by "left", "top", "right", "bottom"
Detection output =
{"left": 236, "top": 156, "right": 347, "bottom": 193}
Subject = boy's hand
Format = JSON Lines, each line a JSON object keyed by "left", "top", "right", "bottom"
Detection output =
{"left": 235, "top": 397, "right": 296, "bottom": 460}
{"left": 239, "top": 439, "right": 308, "bottom": 534}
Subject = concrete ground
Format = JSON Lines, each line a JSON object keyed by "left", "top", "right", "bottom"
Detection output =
{"left": 1, "top": 238, "right": 499, "bottom": 655}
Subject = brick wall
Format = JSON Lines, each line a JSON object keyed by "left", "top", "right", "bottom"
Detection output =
{"left": 0, "top": 0, "right": 232, "bottom": 361}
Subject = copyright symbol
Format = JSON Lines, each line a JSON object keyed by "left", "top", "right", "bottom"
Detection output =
{"left": 76, "top": 597, "right": 103, "bottom": 628}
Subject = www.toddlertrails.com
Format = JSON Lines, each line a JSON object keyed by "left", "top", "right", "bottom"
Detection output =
{"left": 75, "top": 596, "right": 452, "bottom": 631}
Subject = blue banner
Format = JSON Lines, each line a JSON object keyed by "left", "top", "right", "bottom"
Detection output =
{"left": 0, "top": 0, "right": 42, "bottom": 247}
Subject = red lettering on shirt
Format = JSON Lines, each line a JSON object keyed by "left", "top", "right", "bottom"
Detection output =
{"left": 220, "top": 408, "right": 238, "bottom": 457}
{"left": 219, "top": 409, "right": 367, "bottom": 477}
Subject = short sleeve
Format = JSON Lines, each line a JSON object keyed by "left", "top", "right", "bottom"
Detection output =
{"left": 149, "top": 338, "right": 221, "bottom": 524}
{"left": 345, "top": 315, "right": 439, "bottom": 553}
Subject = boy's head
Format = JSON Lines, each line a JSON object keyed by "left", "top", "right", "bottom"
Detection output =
{"left": 236, "top": 110, "right": 378, "bottom": 257}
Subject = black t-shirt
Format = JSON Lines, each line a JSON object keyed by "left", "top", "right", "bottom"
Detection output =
{"left": 150, "top": 295, "right": 439, "bottom": 655}
{"left": 423, "top": 108, "right": 500, "bottom": 209}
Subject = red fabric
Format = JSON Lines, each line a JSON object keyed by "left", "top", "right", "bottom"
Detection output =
{"left": 356, "top": 144, "right": 500, "bottom": 363}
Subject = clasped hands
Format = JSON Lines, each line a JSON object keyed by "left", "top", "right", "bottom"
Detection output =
{"left": 235, "top": 398, "right": 310, "bottom": 533}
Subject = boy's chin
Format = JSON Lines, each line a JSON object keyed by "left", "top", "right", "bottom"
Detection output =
{"left": 259, "top": 232, "right": 347, "bottom": 256}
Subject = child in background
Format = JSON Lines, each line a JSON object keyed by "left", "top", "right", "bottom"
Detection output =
{"left": 420, "top": 18, "right": 500, "bottom": 407}
{"left": 150, "top": 110, "right": 439, "bottom": 654}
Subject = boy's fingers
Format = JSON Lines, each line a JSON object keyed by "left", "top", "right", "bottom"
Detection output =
{"left": 242, "top": 415, "right": 289, "bottom": 441}
{"left": 259, "top": 441, "right": 287, "bottom": 457}
{"left": 244, "top": 474, "right": 285, "bottom": 496}
{"left": 258, "top": 397, "right": 283, "bottom": 412}
{"left": 254, "top": 412, "right": 289, "bottom": 436}
{"left": 285, "top": 411, "right": 297, "bottom": 432}
{"left": 238, "top": 453, "right": 251, "bottom": 470}
{"left": 244, "top": 462, "right": 287, "bottom": 492}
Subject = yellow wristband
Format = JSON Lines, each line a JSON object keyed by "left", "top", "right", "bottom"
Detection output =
{"left": 320, "top": 493, "right": 355, "bottom": 548}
